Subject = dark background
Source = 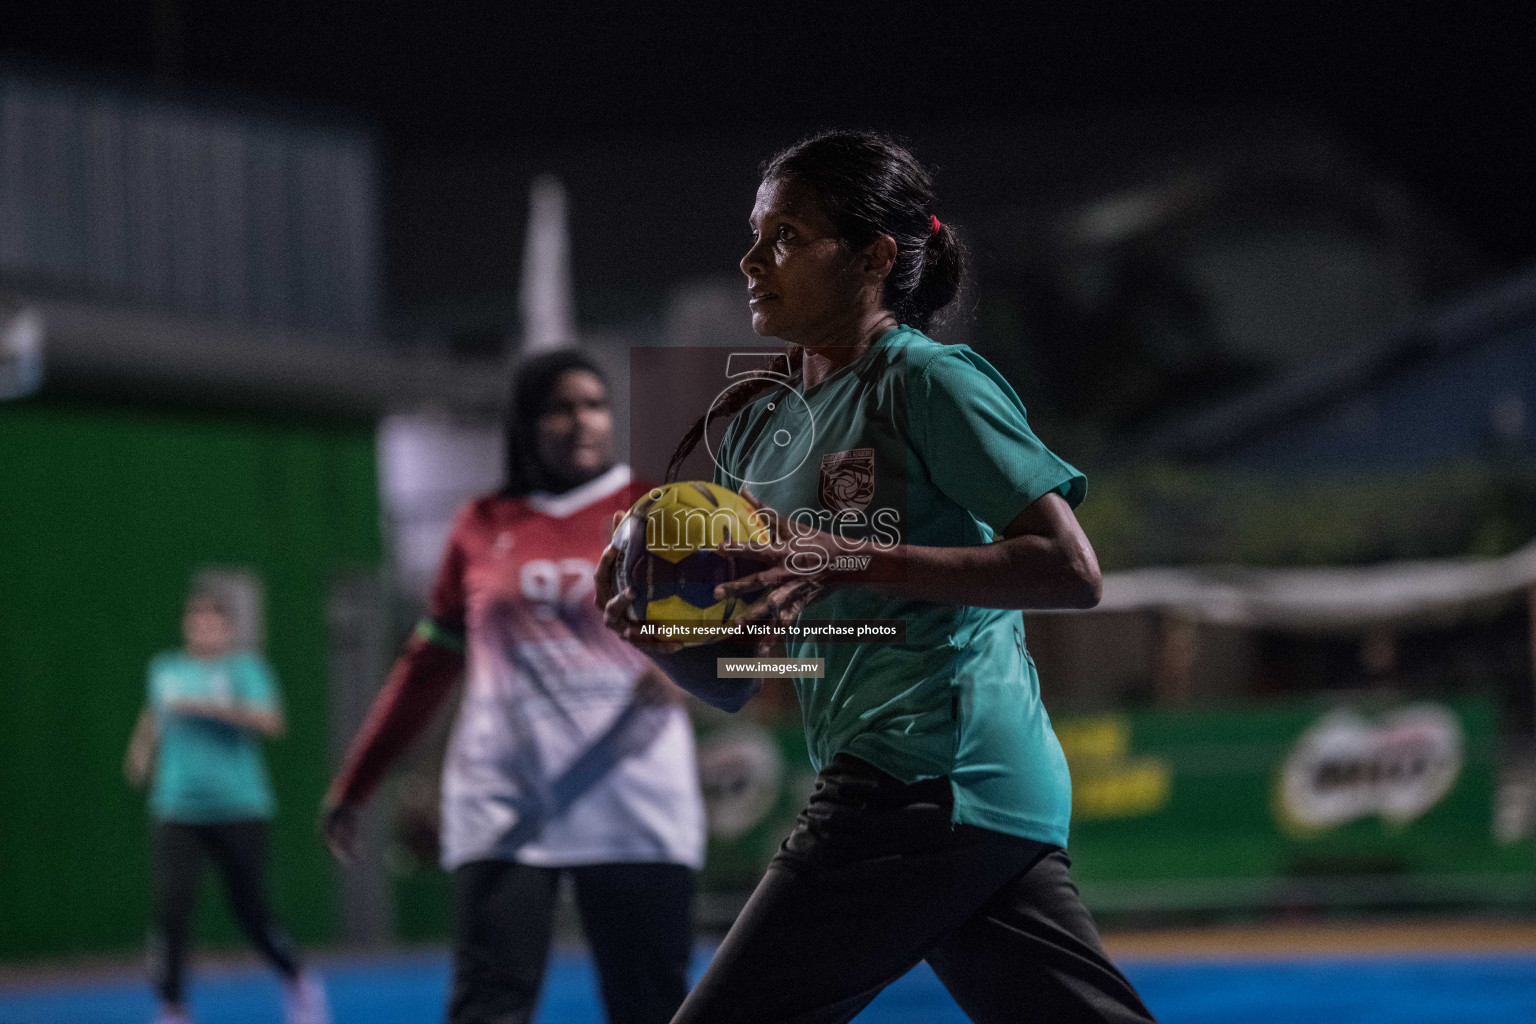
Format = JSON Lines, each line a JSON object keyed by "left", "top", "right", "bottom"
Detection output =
{"left": 6, "top": 5, "right": 1533, "bottom": 276}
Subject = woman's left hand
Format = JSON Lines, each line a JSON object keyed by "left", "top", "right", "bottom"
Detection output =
{"left": 714, "top": 490, "right": 859, "bottom": 631}
{"left": 713, "top": 542, "right": 834, "bottom": 629}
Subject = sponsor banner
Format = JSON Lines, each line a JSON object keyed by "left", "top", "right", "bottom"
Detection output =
{"left": 692, "top": 697, "right": 1536, "bottom": 916}
{"left": 1062, "top": 698, "right": 1536, "bottom": 914}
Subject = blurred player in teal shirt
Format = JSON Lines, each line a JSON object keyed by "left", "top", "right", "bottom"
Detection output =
{"left": 124, "top": 589, "right": 329, "bottom": 1024}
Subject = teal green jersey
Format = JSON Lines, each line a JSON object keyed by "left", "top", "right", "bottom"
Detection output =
{"left": 714, "top": 326, "right": 1085, "bottom": 846}
{"left": 147, "top": 650, "right": 279, "bottom": 823}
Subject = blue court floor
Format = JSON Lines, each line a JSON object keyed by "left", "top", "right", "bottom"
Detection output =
{"left": 3, "top": 948, "right": 1535, "bottom": 1023}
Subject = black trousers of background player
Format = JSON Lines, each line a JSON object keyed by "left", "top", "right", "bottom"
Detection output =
{"left": 672, "top": 754, "right": 1158, "bottom": 1024}
{"left": 448, "top": 859, "right": 694, "bottom": 1024}
{"left": 150, "top": 819, "right": 303, "bottom": 1006}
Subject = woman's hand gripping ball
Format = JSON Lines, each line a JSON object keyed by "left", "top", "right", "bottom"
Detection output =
{"left": 713, "top": 488, "right": 863, "bottom": 653}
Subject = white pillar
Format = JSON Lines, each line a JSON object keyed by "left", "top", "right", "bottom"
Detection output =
{"left": 519, "top": 175, "right": 576, "bottom": 355}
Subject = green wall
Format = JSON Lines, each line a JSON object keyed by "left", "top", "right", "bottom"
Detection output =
{"left": 0, "top": 399, "right": 383, "bottom": 960}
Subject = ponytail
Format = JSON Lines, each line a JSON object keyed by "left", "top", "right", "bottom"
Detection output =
{"left": 902, "top": 218, "right": 968, "bottom": 331}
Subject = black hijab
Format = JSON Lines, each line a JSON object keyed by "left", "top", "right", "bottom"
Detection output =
{"left": 503, "top": 349, "right": 610, "bottom": 498}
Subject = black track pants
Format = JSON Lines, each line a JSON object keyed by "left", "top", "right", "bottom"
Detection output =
{"left": 672, "top": 755, "right": 1157, "bottom": 1024}
{"left": 448, "top": 859, "right": 694, "bottom": 1024}
{"left": 150, "top": 819, "right": 302, "bottom": 1005}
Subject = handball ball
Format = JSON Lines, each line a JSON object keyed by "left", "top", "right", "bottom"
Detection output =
{"left": 612, "top": 481, "right": 770, "bottom": 641}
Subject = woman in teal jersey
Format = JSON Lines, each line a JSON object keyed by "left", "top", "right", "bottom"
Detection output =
{"left": 125, "top": 589, "right": 329, "bottom": 1024}
{"left": 598, "top": 131, "right": 1156, "bottom": 1023}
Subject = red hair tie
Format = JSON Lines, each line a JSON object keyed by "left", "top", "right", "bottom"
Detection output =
{"left": 929, "top": 215, "right": 942, "bottom": 236}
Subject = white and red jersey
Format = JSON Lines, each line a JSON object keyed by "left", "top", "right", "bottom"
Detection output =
{"left": 428, "top": 465, "right": 703, "bottom": 869}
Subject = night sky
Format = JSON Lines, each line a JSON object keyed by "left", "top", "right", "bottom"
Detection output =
{"left": 5, "top": 4, "right": 1534, "bottom": 263}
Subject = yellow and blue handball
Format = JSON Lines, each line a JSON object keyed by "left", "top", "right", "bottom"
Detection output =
{"left": 612, "top": 481, "right": 771, "bottom": 638}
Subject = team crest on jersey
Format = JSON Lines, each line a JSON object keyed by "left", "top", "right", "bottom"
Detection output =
{"left": 818, "top": 448, "right": 876, "bottom": 512}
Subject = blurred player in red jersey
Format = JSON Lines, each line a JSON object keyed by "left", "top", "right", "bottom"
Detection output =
{"left": 323, "top": 351, "right": 705, "bottom": 1024}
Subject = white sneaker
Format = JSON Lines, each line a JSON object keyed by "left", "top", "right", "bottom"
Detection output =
{"left": 284, "top": 971, "right": 332, "bottom": 1024}
{"left": 151, "top": 1006, "right": 191, "bottom": 1024}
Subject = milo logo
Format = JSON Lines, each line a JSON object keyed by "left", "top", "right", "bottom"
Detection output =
{"left": 697, "top": 726, "right": 785, "bottom": 840}
{"left": 1277, "top": 704, "right": 1463, "bottom": 834}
